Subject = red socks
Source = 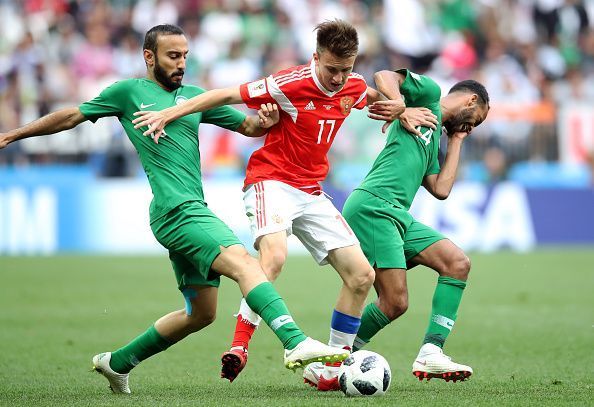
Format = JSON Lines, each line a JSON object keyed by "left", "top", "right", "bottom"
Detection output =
{"left": 231, "top": 314, "right": 258, "bottom": 349}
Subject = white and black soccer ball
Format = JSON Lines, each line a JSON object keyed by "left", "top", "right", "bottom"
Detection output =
{"left": 338, "top": 350, "right": 391, "bottom": 397}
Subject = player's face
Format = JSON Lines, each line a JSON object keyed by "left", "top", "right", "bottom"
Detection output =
{"left": 151, "top": 34, "right": 188, "bottom": 91}
{"left": 443, "top": 98, "right": 489, "bottom": 135}
{"left": 314, "top": 50, "right": 356, "bottom": 92}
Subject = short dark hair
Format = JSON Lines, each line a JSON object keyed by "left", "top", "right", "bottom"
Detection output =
{"left": 449, "top": 80, "right": 490, "bottom": 107}
{"left": 315, "top": 19, "right": 358, "bottom": 58}
{"left": 143, "top": 24, "right": 185, "bottom": 53}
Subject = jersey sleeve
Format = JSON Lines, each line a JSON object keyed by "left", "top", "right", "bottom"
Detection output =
{"left": 353, "top": 88, "right": 367, "bottom": 110}
{"left": 239, "top": 77, "right": 276, "bottom": 110}
{"left": 202, "top": 105, "right": 247, "bottom": 131}
{"left": 396, "top": 69, "right": 441, "bottom": 108}
{"left": 351, "top": 75, "right": 368, "bottom": 110}
{"left": 79, "top": 81, "right": 128, "bottom": 123}
{"left": 425, "top": 154, "right": 441, "bottom": 176}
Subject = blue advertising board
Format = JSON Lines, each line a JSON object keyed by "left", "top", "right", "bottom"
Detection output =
{"left": 0, "top": 167, "right": 593, "bottom": 255}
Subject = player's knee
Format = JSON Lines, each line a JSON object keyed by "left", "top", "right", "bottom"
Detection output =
{"left": 261, "top": 249, "right": 287, "bottom": 280}
{"left": 346, "top": 266, "right": 375, "bottom": 295}
{"left": 219, "top": 248, "right": 260, "bottom": 281}
{"left": 448, "top": 251, "right": 471, "bottom": 280}
{"left": 187, "top": 309, "right": 217, "bottom": 332}
{"left": 199, "top": 310, "right": 217, "bottom": 328}
{"left": 382, "top": 296, "right": 408, "bottom": 320}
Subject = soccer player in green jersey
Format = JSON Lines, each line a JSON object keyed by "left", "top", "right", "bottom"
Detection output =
{"left": 341, "top": 69, "right": 489, "bottom": 382}
{"left": 0, "top": 24, "right": 349, "bottom": 394}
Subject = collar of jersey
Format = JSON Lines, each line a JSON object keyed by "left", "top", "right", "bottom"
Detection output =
{"left": 310, "top": 59, "right": 341, "bottom": 98}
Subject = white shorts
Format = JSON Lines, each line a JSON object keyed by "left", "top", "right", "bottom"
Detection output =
{"left": 243, "top": 180, "right": 359, "bottom": 265}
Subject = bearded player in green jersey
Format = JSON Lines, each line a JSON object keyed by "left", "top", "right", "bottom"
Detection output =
{"left": 330, "top": 69, "right": 488, "bottom": 383}
{"left": 0, "top": 24, "right": 349, "bottom": 394}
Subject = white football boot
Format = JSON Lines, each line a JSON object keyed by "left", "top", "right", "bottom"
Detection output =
{"left": 303, "top": 361, "right": 342, "bottom": 391}
{"left": 284, "top": 337, "right": 349, "bottom": 370}
{"left": 92, "top": 352, "right": 131, "bottom": 393}
{"left": 412, "top": 343, "right": 472, "bottom": 382}
{"left": 303, "top": 362, "right": 323, "bottom": 387}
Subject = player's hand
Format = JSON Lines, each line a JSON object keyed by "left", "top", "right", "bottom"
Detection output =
{"left": 258, "top": 103, "right": 279, "bottom": 129}
{"left": 447, "top": 122, "right": 473, "bottom": 140}
{"left": 449, "top": 130, "right": 471, "bottom": 140}
{"left": 367, "top": 99, "right": 406, "bottom": 122}
{"left": 0, "top": 133, "right": 10, "bottom": 149}
{"left": 132, "top": 110, "right": 168, "bottom": 144}
{"left": 400, "top": 107, "right": 438, "bottom": 136}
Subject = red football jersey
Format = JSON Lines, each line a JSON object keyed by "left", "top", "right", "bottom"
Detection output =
{"left": 239, "top": 59, "right": 367, "bottom": 192}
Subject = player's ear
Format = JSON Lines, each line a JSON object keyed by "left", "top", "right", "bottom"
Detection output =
{"left": 467, "top": 94, "right": 478, "bottom": 107}
{"left": 144, "top": 49, "right": 155, "bottom": 67}
{"left": 313, "top": 51, "right": 320, "bottom": 62}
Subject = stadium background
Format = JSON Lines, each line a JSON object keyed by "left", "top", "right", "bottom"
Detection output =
{"left": 1, "top": 1, "right": 593, "bottom": 405}
{"left": 0, "top": 0, "right": 593, "bottom": 255}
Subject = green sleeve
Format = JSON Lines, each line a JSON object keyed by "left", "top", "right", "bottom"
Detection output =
{"left": 186, "top": 85, "right": 247, "bottom": 131}
{"left": 396, "top": 69, "right": 441, "bottom": 108}
{"left": 425, "top": 155, "right": 441, "bottom": 176}
{"left": 79, "top": 81, "right": 128, "bottom": 123}
{"left": 202, "top": 104, "right": 247, "bottom": 131}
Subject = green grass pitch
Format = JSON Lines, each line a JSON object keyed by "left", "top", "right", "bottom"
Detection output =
{"left": 1, "top": 249, "right": 592, "bottom": 406}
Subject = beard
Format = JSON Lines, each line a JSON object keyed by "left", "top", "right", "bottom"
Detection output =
{"left": 154, "top": 56, "right": 184, "bottom": 91}
{"left": 443, "top": 108, "right": 474, "bottom": 135}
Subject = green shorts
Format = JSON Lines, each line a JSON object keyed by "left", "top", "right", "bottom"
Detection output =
{"left": 150, "top": 200, "right": 243, "bottom": 290}
{"left": 342, "top": 189, "right": 445, "bottom": 269}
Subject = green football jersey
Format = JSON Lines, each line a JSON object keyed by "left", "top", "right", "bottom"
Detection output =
{"left": 79, "top": 78, "right": 246, "bottom": 221}
{"left": 357, "top": 69, "right": 443, "bottom": 210}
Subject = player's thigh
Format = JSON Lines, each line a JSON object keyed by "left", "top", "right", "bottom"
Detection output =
{"left": 152, "top": 201, "right": 243, "bottom": 289}
{"left": 342, "top": 189, "right": 410, "bottom": 270}
{"left": 409, "top": 237, "right": 469, "bottom": 279}
{"left": 243, "top": 181, "right": 302, "bottom": 248}
{"left": 404, "top": 221, "right": 464, "bottom": 272}
{"left": 291, "top": 193, "right": 358, "bottom": 265}
{"left": 211, "top": 243, "right": 263, "bottom": 282}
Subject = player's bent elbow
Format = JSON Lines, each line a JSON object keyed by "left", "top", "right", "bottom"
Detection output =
{"left": 373, "top": 70, "right": 395, "bottom": 81}
{"left": 432, "top": 189, "right": 450, "bottom": 200}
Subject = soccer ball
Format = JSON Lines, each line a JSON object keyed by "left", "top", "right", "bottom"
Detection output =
{"left": 338, "top": 350, "right": 391, "bottom": 396}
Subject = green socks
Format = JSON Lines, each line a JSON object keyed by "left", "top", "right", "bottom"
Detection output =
{"left": 245, "top": 282, "right": 306, "bottom": 350}
{"left": 353, "top": 302, "right": 391, "bottom": 351}
{"left": 423, "top": 276, "right": 466, "bottom": 348}
{"left": 109, "top": 325, "right": 172, "bottom": 374}
{"left": 108, "top": 282, "right": 306, "bottom": 374}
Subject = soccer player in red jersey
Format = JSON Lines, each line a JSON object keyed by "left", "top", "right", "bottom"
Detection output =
{"left": 133, "top": 19, "right": 436, "bottom": 389}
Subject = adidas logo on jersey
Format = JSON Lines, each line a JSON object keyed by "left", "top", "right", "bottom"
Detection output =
{"left": 304, "top": 101, "right": 316, "bottom": 110}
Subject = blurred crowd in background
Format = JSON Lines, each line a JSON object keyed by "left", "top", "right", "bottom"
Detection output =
{"left": 1, "top": 0, "right": 593, "bottom": 189}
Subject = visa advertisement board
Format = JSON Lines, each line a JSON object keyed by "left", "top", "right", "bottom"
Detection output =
{"left": 0, "top": 169, "right": 593, "bottom": 255}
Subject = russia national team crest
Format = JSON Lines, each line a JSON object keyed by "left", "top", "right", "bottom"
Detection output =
{"left": 340, "top": 96, "right": 354, "bottom": 115}
{"left": 175, "top": 95, "right": 188, "bottom": 105}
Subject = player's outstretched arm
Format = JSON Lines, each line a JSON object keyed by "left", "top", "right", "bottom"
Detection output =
{"left": 0, "top": 107, "right": 86, "bottom": 149}
{"left": 132, "top": 86, "right": 243, "bottom": 143}
{"left": 236, "top": 103, "right": 279, "bottom": 138}
{"left": 422, "top": 132, "right": 469, "bottom": 200}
